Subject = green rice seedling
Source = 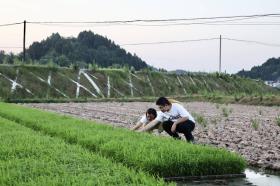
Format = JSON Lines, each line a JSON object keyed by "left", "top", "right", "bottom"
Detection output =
{"left": 0, "top": 103, "right": 246, "bottom": 177}
{"left": 222, "top": 107, "right": 229, "bottom": 118}
{"left": 192, "top": 112, "right": 207, "bottom": 128}
{"left": 0, "top": 117, "right": 169, "bottom": 186}
{"left": 251, "top": 118, "right": 259, "bottom": 130}
{"left": 210, "top": 118, "right": 218, "bottom": 125}
{"left": 215, "top": 104, "right": 220, "bottom": 109}
{"left": 275, "top": 116, "right": 280, "bottom": 127}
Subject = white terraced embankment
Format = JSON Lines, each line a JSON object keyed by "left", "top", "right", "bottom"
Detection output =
{"left": 0, "top": 72, "right": 33, "bottom": 95}
{"left": 82, "top": 71, "right": 104, "bottom": 97}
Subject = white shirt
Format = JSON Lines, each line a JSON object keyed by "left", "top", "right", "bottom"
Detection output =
{"left": 155, "top": 103, "right": 195, "bottom": 123}
{"left": 139, "top": 111, "right": 161, "bottom": 125}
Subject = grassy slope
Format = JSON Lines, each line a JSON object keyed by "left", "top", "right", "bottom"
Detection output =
{"left": 0, "top": 65, "right": 278, "bottom": 101}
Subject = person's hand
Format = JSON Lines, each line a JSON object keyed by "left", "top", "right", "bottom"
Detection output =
{"left": 171, "top": 123, "right": 177, "bottom": 133}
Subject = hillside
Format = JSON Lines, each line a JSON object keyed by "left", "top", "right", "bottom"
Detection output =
{"left": 0, "top": 65, "right": 278, "bottom": 101}
{"left": 16, "top": 31, "right": 147, "bottom": 70}
{"left": 237, "top": 57, "right": 280, "bottom": 81}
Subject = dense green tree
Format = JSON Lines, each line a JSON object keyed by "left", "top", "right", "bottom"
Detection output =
{"left": 25, "top": 30, "right": 148, "bottom": 70}
{"left": 237, "top": 57, "right": 280, "bottom": 81}
{"left": 5, "top": 53, "right": 15, "bottom": 64}
{"left": 0, "top": 50, "right": 5, "bottom": 64}
{"left": 28, "top": 42, "right": 44, "bottom": 60}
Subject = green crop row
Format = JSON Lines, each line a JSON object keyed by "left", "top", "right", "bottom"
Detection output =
{"left": 0, "top": 103, "right": 246, "bottom": 177}
{"left": 0, "top": 116, "right": 169, "bottom": 186}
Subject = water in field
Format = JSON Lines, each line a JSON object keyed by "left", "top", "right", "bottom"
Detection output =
{"left": 177, "top": 168, "right": 280, "bottom": 186}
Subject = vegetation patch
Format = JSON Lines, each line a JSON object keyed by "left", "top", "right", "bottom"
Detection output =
{"left": 0, "top": 103, "right": 246, "bottom": 177}
{"left": 192, "top": 112, "right": 208, "bottom": 128}
{"left": 0, "top": 117, "right": 168, "bottom": 185}
{"left": 275, "top": 116, "right": 280, "bottom": 127}
{"left": 250, "top": 118, "right": 260, "bottom": 130}
{"left": 222, "top": 107, "right": 230, "bottom": 118}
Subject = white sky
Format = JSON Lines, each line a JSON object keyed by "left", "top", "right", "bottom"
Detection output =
{"left": 1, "top": 0, "right": 280, "bottom": 73}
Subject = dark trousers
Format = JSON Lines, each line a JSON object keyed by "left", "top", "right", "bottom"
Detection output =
{"left": 162, "top": 120, "right": 195, "bottom": 142}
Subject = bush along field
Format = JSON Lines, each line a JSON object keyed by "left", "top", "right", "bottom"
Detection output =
{"left": 0, "top": 117, "right": 169, "bottom": 186}
{"left": 0, "top": 103, "right": 246, "bottom": 179}
{"left": 0, "top": 65, "right": 278, "bottom": 102}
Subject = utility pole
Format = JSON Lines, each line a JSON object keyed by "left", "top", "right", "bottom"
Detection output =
{"left": 23, "top": 20, "right": 26, "bottom": 62}
{"left": 219, "top": 35, "right": 222, "bottom": 74}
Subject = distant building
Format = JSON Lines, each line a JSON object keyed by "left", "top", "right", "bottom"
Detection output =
{"left": 265, "top": 80, "right": 280, "bottom": 89}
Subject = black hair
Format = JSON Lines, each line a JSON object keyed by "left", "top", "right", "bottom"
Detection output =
{"left": 146, "top": 108, "right": 157, "bottom": 118}
{"left": 156, "top": 97, "right": 171, "bottom": 106}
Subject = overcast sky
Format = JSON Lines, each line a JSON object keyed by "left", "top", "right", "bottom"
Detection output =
{"left": 1, "top": 0, "right": 280, "bottom": 73}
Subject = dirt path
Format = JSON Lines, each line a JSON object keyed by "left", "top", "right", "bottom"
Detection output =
{"left": 25, "top": 101, "right": 280, "bottom": 170}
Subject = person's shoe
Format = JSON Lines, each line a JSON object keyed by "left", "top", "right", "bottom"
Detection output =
{"left": 188, "top": 139, "right": 196, "bottom": 144}
{"left": 157, "top": 127, "right": 164, "bottom": 134}
{"left": 174, "top": 136, "right": 182, "bottom": 140}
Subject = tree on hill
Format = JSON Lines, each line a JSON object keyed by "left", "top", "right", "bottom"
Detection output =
{"left": 237, "top": 57, "right": 280, "bottom": 81}
{"left": 0, "top": 51, "right": 20, "bottom": 64}
{"left": 24, "top": 31, "right": 148, "bottom": 70}
{"left": 0, "top": 50, "right": 5, "bottom": 64}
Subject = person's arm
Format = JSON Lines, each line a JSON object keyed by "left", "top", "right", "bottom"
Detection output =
{"left": 131, "top": 121, "right": 144, "bottom": 131}
{"left": 139, "top": 119, "right": 160, "bottom": 132}
{"left": 171, "top": 103, "right": 191, "bottom": 133}
{"left": 171, "top": 117, "right": 188, "bottom": 133}
{"left": 132, "top": 114, "right": 147, "bottom": 131}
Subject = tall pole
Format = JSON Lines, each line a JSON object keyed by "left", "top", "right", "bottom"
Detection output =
{"left": 219, "top": 35, "right": 222, "bottom": 73}
{"left": 23, "top": 20, "right": 26, "bottom": 62}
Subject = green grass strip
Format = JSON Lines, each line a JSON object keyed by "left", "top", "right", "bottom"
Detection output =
{"left": 0, "top": 116, "right": 170, "bottom": 186}
{"left": 0, "top": 103, "right": 246, "bottom": 177}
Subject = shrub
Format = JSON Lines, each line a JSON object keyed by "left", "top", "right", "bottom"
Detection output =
{"left": 88, "top": 63, "right": 99, "bottom": 71}
{"left": 222, "top": 107, "right": 229, "bottom": 117}
{"left": 251, "top": 118, "right": 259, "bottom": 130}
{"left": 70, "top": 63, "right": 79, "bottom": 71}
{"left": 276, "top": 116, "right": 280, "bottom": 127}
{"left": 192, "top": 112, "right": 207, "bottom": 127}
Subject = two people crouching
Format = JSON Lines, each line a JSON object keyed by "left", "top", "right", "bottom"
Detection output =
{"left": 132, "top": 97, "right": 195, "bottom": 142}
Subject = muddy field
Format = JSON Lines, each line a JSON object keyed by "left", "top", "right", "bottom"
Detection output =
{"left": 25, "top": 101, "right": 280, "bottom": 170}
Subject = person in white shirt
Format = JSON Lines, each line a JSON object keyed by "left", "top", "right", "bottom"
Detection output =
{"left": 131, "top": 108, "right": 163, "bottom": 132}
{"left": 140, "top": 97, "right": 195, "bottom": 142}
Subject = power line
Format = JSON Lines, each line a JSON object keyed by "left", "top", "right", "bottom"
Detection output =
{"left": 27, "top": 13, "right": 280, "bottom": 24}
{"left": 3, "top": 20, "right": 280, "bottom": 30}
{"left": 0, "top": 13, "right": 279, "bottom": 29}
{"left": 0, "top": 22, "right": 23, "bottom": 27}
{"left": 120, "top": 37, "right": 280, "bottom": 47}
{"left": 1, "top": 37, "right": 279, "bottom": 48}
{"left": 0, "top": 46, "right": 22, "bottom": 49}
{"left": 0, "top": 37, "right": 279, "bottom": 49}
{"left": 32, "top": 16, "right": 266, "bottom": 27}
{"left": 124, "top": 16, "right": 272, "bottom": 27}
{"left": 28, "top": 23, "right": 121, "bottom": 27}
{"left": 223, "top": 38, "right": 280, "bottom": 47}
{"left": 203, "top": 23, "right": 280, "bottom": 26}
{"left": 121, "top": 38, "right": 219, "bottom": 46}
